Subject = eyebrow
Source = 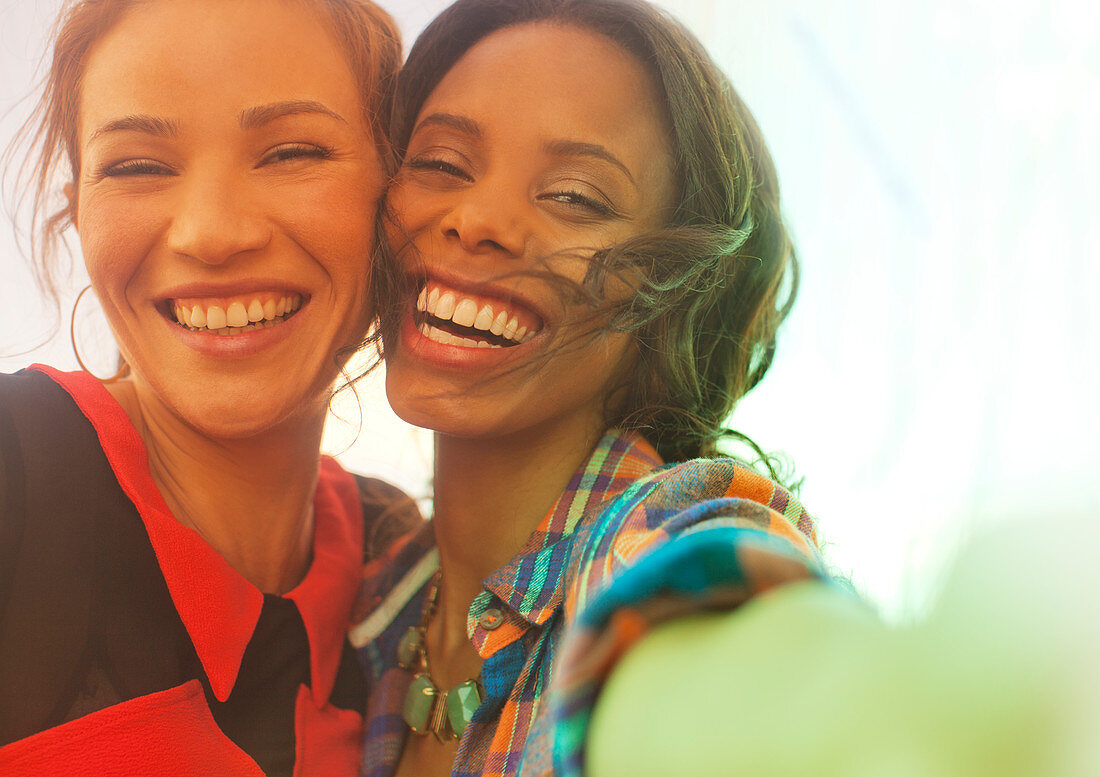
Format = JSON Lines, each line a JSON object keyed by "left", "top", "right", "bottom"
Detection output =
{"left": 86, "top": 100, "right": 345, "bottom": 144}
{"left": 410, "top": 112, "right": 482, "bottom": 138}
{"left": 411, "top": 114, "right": 636, "bottom": 183}
{"left": 544, "top": 139, "right": 636, "bottom": 186}
{"left": 239, "top": 100, "right": 347, "bottom": 129}
{"left": 88, "top": 114, "right": 180, "bottom": 143}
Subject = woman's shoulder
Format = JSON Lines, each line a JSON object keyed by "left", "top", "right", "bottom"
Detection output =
{"left": 559, "top": 454, "right": 820, "bottom": 615}
{"left": 645, "top": 456, "right": 816, "bottom": 543}
{"left": 576, "top": 454, "right": 815, "bottom": 555}
{"left": 0, "top": 365, "right": 123, "bottom": 442}
{"left": 0, "top": 366, "right": 66, "bottom": 412}
{"left": 0, "top": 367, "right": 103, "bottom": 465}
{"left": 354, "top": 476, "right": 425, "bottom": 562}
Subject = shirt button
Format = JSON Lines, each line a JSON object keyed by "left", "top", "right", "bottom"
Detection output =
{"left": 479, "top": 608, "right": 504, "bottom": 630}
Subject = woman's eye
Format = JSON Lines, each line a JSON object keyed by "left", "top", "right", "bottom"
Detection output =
{"left": 260, "top": 143, "right": 335, "bottom": 166}
{"left": 404, "top": 156, "right": 471, "bottom": 180}
{"left": 544, "top": 189, "right": 615, "bottom": 217}
{"left": 99, "top": 159, "right": 174, "bottom": 178}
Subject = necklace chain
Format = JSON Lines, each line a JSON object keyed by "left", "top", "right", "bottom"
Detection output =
{"left": 398, "top": 570, "right": 483, "bottom": 742}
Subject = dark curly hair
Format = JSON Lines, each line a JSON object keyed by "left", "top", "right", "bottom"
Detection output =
{"left": 376, "top": 0, "right": 798, "bottom": 468}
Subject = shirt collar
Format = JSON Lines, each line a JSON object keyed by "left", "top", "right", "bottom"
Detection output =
{"left": 35, "top": 365, "right": 363, "bottom": 707}
{"left": 469, "top": 431, "right": 662, "bottom": 650}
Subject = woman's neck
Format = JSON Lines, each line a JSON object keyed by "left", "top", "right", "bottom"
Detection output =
{"left": 108, "top": 379, "right": 325, "bottom": 595}
{"left": 429, "top": 416, "right": 604, "bottom": 660}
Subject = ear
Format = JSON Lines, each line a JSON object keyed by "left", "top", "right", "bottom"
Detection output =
{"left": 63, "top": 182, "right": 78, "bottom": 227}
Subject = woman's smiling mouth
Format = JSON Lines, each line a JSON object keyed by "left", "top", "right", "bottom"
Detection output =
{"left": 168, "top": 293, "right": 306, "bottom": 336}
{"left": 414, "top": 281, "right": 541, "bottom": 349}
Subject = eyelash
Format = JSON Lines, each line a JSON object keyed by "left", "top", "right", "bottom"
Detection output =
{"left": 543, "top": 189, "right": 615, "bottom": 217}
{"left": 96, "top": 143, "right": 335, "bottom": 179}
{"left": 260, "top": 143, "right": 335, "bottom": 165}
{"left": 98, "top": 159, "right": 173, "bottom": 178}
{"left": 405, "top": 155, "right": 616, "bottom": 217}
{"left": 405, "top": 156, "right": 470, "bottom": 180}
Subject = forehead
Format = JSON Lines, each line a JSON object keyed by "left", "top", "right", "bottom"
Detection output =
{"left": 79, "top": 0, "right": 361, "bottom": 133}
{"left": 420, "top": 22, "right": 673, "bottom": 164}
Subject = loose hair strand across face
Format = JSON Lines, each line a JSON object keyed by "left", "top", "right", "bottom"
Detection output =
{"left": 380, "top": 0, "right": 799, "bottom": 466}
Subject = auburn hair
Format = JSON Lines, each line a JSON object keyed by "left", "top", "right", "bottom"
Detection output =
{"left": 8, "top": 0, "right": 401, "bottom": 307}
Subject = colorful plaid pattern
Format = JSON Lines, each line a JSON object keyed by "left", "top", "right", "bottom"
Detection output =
{"left": 350, "top": 431, "right": 822, "bottom": 777}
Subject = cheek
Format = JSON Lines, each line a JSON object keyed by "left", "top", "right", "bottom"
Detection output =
{"left": 383, "top": 180, "right": 438, "bottom": 254}
{"left": 76, "top": 191, "right": 165, "bottom": 301}
{"left": 274, "top": 170, "right": 381, "bottom": 286}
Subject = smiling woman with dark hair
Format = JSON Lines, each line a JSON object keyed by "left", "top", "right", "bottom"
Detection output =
{"left": 351, "top": 1, "right": 828, "bottom": 776}
{"left": 0, "top": 1, "right": 412, "bottom": 775}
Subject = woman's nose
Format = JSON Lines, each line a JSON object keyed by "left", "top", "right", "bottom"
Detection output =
{"left": 438, "top": 180, "right": 528, "bottom": 259}
{"left": 165, "top": 169, "right": 271, "bottom": 264}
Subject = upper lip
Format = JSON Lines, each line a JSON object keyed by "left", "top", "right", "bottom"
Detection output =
{"left": 415, "top": 267, "right": 552, "bottom": 326}
{"left": 158, "top": 279, "right": 308, "bottom": 302}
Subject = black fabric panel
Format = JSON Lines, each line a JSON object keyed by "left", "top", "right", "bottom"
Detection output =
{"left": 0, "top": 384, "right": 27, "bottom": 631}
{"left": 329, "top": 636, "right": 369, "bottom": 713}
{"left": 209, "top": 595, "right": 310, "bottom": 777}
{"left": 0, "top": 371, "right": 199, "bottom": 745}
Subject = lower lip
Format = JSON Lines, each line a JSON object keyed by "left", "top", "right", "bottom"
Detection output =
{"left": 166, "top": 308, "right": 304, "bottom": 358}
{"left": 398, "top": 313, "right": 536, "bottom": 371}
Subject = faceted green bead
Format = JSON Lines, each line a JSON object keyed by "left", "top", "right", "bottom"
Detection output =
{"left": 397, "top": 627, "right": 422, "bottom": 670}
{"left": 403, "top": 674, "right": 438, "bottom": 733}
{"left": 445, "top": 680, "right": 482, "bottom": 739}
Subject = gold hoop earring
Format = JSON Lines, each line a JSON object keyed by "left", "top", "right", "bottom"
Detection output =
{"left": 70, "top": 284, "right": 129, "bottom": 383}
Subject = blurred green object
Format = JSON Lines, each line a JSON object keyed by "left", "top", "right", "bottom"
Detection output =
{"left": 589, "top": 518, "right": 1099, "bottom": 777}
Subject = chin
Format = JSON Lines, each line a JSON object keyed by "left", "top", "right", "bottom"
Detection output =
{"left": 159, "top": 382, "right": 319, "bottom": 441}
{"left": 184, "top": 401, "right": 291, "bottom": 439}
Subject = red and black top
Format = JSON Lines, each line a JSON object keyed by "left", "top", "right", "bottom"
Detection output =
{"left": 0, "top": 366, "right": 414, "bottom": 776}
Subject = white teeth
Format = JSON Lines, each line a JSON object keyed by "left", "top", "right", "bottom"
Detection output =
{"left": 435, "top": 291, "right": 456, "bottom": 321}
{"left": 425, "top": 326, "right": 450, "bottom": 344}
{"left": 206, "top": 305, "right": 227, "bottom": 330}
{"left": 453, "top": 298, "right": 478, "bottom": 327}
{"left": 419, "top": 321, "right": 505, "bottom": 349}
{"left": 172, "top": 294, "right": 302, "bottom": 334}
{"left": 473, "top": 305, "right": 494, "bottom": 331}
{"left": 226, "top": 301, "right": 248, "bottom": 328}
{"left": 417, "top": 283, "right": 540, "bottom": 344}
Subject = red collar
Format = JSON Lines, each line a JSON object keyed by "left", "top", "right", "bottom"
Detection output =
{"left": 32, "top": 365, "right": 363, "bottom": 706}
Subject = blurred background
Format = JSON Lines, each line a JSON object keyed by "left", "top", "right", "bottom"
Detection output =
{"left": 2, "top": 0, "right": 1097, "bottom": 621}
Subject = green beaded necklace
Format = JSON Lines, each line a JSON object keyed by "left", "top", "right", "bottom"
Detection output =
{"left": 398, "top": 570, "right": 483, "bottom": 742}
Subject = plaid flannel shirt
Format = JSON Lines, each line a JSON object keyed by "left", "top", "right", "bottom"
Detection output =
{"left": 349, "top": 431, "right": 823, "bottom": 777}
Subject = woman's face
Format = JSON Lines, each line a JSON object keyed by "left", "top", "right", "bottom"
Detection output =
{"left": 385, "top": 22, "right": 676, "bottom": 442}
{"left": 75, "top": 0, "right": 381, "bottom": 438}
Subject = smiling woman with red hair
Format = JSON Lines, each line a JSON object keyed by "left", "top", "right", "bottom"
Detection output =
{"left": 0, "top": 1, "right": 409, "bottom": 775}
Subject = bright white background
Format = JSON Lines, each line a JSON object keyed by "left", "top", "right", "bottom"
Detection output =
{"left": 2, "top": 0, "right": 1097, "bottom": 620}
